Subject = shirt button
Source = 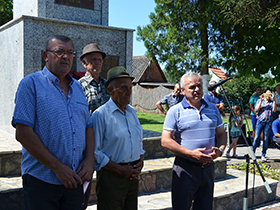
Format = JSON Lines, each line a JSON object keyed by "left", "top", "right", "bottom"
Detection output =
{"left": 73, "top": 132, "right": 75, "bottom": 134}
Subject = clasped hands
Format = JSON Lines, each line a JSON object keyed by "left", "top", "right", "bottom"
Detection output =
{"left": 191, "top": 147, "right": 222, "bottom": 164}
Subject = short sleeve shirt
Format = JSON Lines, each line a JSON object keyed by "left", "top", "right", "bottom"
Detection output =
{"left": 203, "top": 92, "right": 224, "bottom": 106}
{"left": 160, "top": 93, "right": 184, "bottom": 110}
{"left": 163, "top": 98, "right": 223, "bottom": 156}
{"left": 12, "top": 67, "right": 93, "bottom": 185}
{"left": 255, "top": 99, "right": 274, "bottom": 122}
{"left": 249, "top": 93, "right": 260, "bottom": 116}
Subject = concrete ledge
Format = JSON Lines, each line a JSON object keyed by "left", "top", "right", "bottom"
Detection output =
{"left": 213, "top": 169, "right": 278, "bottom": 210}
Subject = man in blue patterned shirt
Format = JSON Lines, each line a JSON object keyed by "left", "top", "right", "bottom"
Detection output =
{"left": 12, "top": 35, "right": 94, "bottom": 210}
{"left": 79, "top": 43, "right": 110, "bottom": 114}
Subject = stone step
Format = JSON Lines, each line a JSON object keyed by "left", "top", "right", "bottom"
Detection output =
{"left": 0, "top": 157, "right": 227, "bottom": 209}
{"left": 0, "top": 131, "right": 170, "bottom": 177}
{"left": 86, "top": 169, "right": 279, "bottom": 210}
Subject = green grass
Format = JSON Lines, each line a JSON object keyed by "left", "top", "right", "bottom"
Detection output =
{"left": 137, "top": 112, "right": 165, "bottom": 133}
{"left": 137, "top": 112, "right": 253, "bottom": 134}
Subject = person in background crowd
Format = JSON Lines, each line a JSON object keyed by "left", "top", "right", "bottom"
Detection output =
{"left": 79, "top": 43, "right": 110, "bottom": 114}
{"left": 203, "top": 80, "right": 224, "bottom": 113}
{"left": 156, "top": 83, "right": 184, "bottom": 115}
{"left": 92, "top": 66, "right": 145, "bottom": 210}
{"left": 272, "top": 84, "right": 280, "bottom": 121}
{"left": 272, "top": 114, "right": 280, "bottom": 148}
{"left": 252, "top": 88, "right": 276, "bottom": 162}
{"left": 249, "top": 86, "right": 263, "bottom": 139}
{"left": 12, "top": 35, "right": 94, "bottom": 210}
{"left": 161, "top": 72, "right": 226, "bottom": 210}
{"left": 226, "top": 105, "right": 243, "bottom": 158}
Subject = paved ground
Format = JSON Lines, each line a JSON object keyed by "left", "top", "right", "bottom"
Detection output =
{"left": 87, "top": 144, "right": 280, "bottom": 210}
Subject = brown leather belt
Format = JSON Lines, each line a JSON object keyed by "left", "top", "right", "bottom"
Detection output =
{"left": 119, "top": 159, "right": 140, "bottom": 166}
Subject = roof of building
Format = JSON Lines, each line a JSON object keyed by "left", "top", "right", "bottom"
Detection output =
{"left": 132, "top": 55, "right": 167, "bottom": 83}
{"left": 209, "top": 67, "right": 228, "bottom": 80}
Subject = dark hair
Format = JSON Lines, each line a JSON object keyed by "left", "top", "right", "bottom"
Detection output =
{"left": 265, "top": 87, "right": 272, "bottom": 92}
{"left": 255, "top": 86, "right": 262, "bottom": 90}
{"left": 45, "top": 35, "right": 73, "bottom": 50}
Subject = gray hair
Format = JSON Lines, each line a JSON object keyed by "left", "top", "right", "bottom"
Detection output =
{"left": 180, "top": 72, "right": 201, "bottom": 89}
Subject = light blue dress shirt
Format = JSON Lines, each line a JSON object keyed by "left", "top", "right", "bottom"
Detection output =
{"left": 12, "top": 66, "right": 93, "bottom": 185}
{"left": 92, "top": 98, "right": 145, "bottom": 171}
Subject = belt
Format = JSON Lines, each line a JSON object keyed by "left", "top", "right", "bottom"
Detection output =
{"left": 177, "top": 156, "right": 213, "bottom": 168}
{"left": 119, "top": 159, "right": 140, "bottom": 166}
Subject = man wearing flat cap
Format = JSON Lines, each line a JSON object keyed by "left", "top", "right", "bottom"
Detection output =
{"left": 92, "top": 66, "right": 145, "bottom": 210}
{"left": 79, "top": 43, "right": 110, "bottom": 114}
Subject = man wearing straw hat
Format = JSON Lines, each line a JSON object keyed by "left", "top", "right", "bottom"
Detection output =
{"left": 92, "top": 66, "right": 145, "bottom": 210}
{"left": 79, "top": 43, "right": 110, "bottom": 114}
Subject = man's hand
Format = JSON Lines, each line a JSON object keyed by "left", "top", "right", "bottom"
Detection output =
{"left": 190, "top": 148, "right": 213, "bottom": 164}
{"left": 210, "top": 147, "right": 223, "bottom": 160}
{"left": 275, "top": 133, "right": 280, "bottom": 138}
{"left": 131, "top": 156, "right": 144, "bottom": 180}
{"left": 77, "top": 159, "right": 94, "bottom": 182}
{"left": 53, "top": 162, "right": 83, "bottom": 189}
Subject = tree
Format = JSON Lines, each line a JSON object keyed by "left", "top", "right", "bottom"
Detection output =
{"left": 137, "top": 0, "right": 225, "bottom": 82}
{"left": 215, "top": 0, "right": 280, "bottom": 77}
{"left": 0, "top": 0, "right": 13, "bottom": 26}
{"left": 221, "top": 74, "right": 277, "bottom": 112}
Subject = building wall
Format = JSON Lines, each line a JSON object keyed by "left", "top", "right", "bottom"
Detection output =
{"left": 132, "top": 84, "right": 173, "bottom": 113}
{"left": 140, "top": 63, "right": 166, "bottom": 82}
{"left": 0, "top": 16, "right": 133, "bottom": 134}
{"left": 13, "top": 0, "right": 109, "bottom": 26}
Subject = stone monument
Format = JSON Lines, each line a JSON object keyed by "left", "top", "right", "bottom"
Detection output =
{"left": 0, "top": 0, "right": 134, "bottom": 134}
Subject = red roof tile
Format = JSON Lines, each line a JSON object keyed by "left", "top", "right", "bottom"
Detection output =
{"left": 209, "top": 67, "right": 228, "bottom": 80}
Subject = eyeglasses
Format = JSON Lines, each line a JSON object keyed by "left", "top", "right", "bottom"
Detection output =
{"left": 46, "top": 50, "right": 76, "bottom": 57}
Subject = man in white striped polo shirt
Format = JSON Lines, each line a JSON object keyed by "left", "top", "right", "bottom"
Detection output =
{"left": 161, "top": 72, "right": 227, "bottom": 210}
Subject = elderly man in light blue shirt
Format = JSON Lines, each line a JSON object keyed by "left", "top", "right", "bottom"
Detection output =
{"left": 92, "top": 66, "right": 145, "bottom": 210}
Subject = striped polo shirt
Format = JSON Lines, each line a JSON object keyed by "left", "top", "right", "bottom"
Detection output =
{"left": 163, "top": 98, "right": 223, "bottom": 155}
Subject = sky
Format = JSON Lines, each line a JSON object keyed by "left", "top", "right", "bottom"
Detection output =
{"left": 109, "top": 0, "right": 156, "bottom": 56}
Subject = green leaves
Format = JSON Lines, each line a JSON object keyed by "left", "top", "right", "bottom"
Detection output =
{"left": 0, "top": 0, "right": 13, "bottom": 26}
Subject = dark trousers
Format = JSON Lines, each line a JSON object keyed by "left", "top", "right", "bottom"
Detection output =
{"left": 22, "top": 174, "right": 83, "bottom": 210}
{"left": 172, "top": 156, "right": 215, "bottom": 210}
{"left": 96, "top": 168, "right": 138, "bottom": 210}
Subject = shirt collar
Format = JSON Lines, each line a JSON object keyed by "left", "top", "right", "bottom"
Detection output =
{"left": 181, "top": 98, "right": 208, "bottom": 109}
{"left": 107, "top": 98, "right": 132, "bottom": 115}
{"left": 42, "top": 66, "right": 73, "bottom": 85}
{"left": 84, "top": 72, "right": 105, "bottom": 85}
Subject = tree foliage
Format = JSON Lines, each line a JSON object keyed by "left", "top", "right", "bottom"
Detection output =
{"left": 215, "top": 0, "right": 280, "bottom": 77}
{"left": 221, "top": 74, "right": 277, "bottom": 111}
{"left": 0, "top": 0, "right": 12, "bottom": 26}
{"left": 137, "top": 0, "right": 224, "bottom": 82}
{"left": 137, "top": 0, "right": 280, "bottom": 81}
